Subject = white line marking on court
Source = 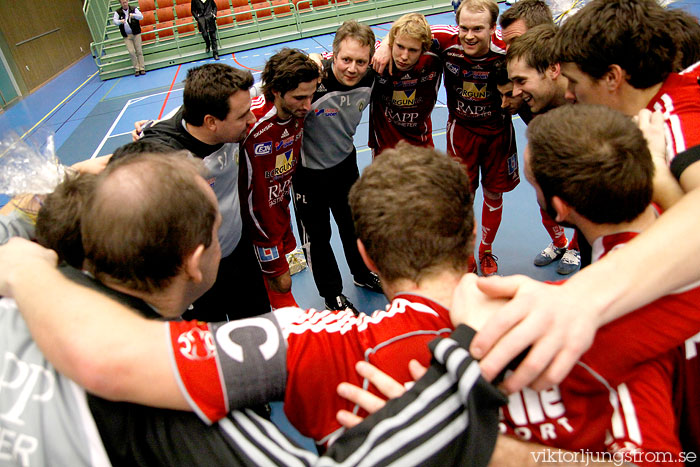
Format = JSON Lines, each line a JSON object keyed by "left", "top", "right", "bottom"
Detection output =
{"left": 90, "top": 88, "right": 184, "bottom": 159}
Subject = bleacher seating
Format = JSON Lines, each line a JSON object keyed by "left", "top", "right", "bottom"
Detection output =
{"left": 91, "top": 0, "right": 451, "bottom": 79}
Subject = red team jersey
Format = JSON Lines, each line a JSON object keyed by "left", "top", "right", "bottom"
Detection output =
{"left": 280, "top": 293, "right": 453, "bottom": 446}
{"left": 647, "top": 61, "right": 700, "bottom": 159}
{"left": 430, "top": 25, "right": 509, "bottom": 134}
{"left": 501, "top": 232, "right": 698, "bottom": 465}
{"left": 239, "top": 96, "right": 304, "bottom": 274}
{"left": 369, "top": 49, "right": 442, "bottom": 154}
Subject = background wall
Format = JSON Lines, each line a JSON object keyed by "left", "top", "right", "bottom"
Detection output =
{"left": 0, "top": 0, "right": 93, "bottom": 106}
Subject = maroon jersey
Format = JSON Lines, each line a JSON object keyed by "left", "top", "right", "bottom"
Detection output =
{"left": 501, "top": 232, "right": 690, "bottom": 465}
{"left": 369, "top": 50, "right": 442, "bottom": 154}
{"left": 239, "top": 96, "right": 304, "bottom": 247}
{"left": 431, "top": 25, "right": 509, "bottom": 134}
{"left": 647, "top": 61, "right": 700, "bottom": 164}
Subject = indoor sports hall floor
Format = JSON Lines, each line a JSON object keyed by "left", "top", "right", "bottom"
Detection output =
{"left": 1, "top": 0, "right": 698, "bottom": 450}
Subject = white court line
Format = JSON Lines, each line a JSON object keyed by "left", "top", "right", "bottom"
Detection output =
{"left": 90, "top": 87, "right": 184, "bottom": 159}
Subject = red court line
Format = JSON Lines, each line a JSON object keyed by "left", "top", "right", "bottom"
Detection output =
{"left": 232, "top": 52, "right": 262, "bottom": 72}
{"left": 158, "top": 64, "right": 182, "bottom": 120}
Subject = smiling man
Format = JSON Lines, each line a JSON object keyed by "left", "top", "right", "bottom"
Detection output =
{"left": 293, "top": 20, "right": 383, "bottom": 314}
{"left": 505, "top": 24, "right": 581, "bottom": 274}
{"left": 430, "top": 0, "right": 517, "bottom": 277}
{"left": 239, "top": 48, "right": 319, "bottom": 309}
{"left": 369, "top": 13, "right": 443, "bottom": 155}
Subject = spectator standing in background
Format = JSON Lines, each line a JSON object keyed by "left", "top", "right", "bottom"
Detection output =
{"left": 192, "top": 0, "right": 219, "bottom": 60}
{"left": 113, "top": 0, "right": 146, "bottom": 76}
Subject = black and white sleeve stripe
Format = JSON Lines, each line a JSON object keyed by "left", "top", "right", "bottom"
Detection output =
{"left": 216, "top": 325, "right": 506, "bottom": 466}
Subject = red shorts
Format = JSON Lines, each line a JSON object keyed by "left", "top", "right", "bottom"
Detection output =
{"left": 446, "top": 118, "right": 519, "bottom": 194}
{"left": 253, "top": 223, "right": 296, "bottom": 278}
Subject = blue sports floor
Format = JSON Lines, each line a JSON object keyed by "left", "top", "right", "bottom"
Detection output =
{"left": 1, "top": 1, "right": 698, "bottom": 450}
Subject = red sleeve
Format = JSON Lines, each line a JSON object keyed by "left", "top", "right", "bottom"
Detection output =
{"left": 430, "top": 24, "right": 458, "bottom": 51}
{"left": 167, "top": 320, "right": 227, "bottom": 424}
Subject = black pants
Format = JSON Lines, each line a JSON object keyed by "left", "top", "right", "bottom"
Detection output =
{"left": 195, "top": 16, "right": 217, "bottom": 51}
{"left": 292, "top": 150, "right": 371, "bottom": 299}
{"left": 183, "top": 229, "right": 270, "bottom": 322}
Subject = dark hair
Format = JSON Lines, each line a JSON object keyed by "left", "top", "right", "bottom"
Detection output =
{"left": 261, "top": 48, "right": 320, "bottom": 101}
{"left": 82, "top": 153, "right": 217, "bottom": 292}
{"left": 492, "top": 60, "right": 511, "bottom": 86}
{"left": 527, "top": 104, "right": 653, "bottom": 224}
{"left": 333, "top": 20, "right": 376, "bottom": 61}
{"left": 664, "top": 8, "right": 700, "bottom": 71}
{"left": 35, "top": 172, "right": 97, "bottom": 269}
{"left": 182, "top": 63, "right": 253, "bottom": 126}
{"left": 553, "top": 0, "right": 675, "bottom": 89}
{"left": 349, "top": 142, "right": 474, "bottom": 284}
{"left": 506, "top": 24, "right": 558, "bottom": 73}
{"left": 499, "top": 0, "right": 553, "bottom": 29}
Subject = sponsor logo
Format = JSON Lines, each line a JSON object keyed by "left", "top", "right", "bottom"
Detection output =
{"left": 421, "top": 71, "right": 438, "bottom": 82}
{"left": 264, "top": 150, "right": 296, "bottom": 179}
{"left": 280, "top": 129, "right": 289, "bottom": 138}
{"left": 256, "top": 245, "right": 280, "bottom": 262}
{"left": 275, "top": 136, "right": 295, "bottom": 151}
{"left": 317, "top": 83, "right": 327, "bottom": 92}
{"left": 206, "top": 177, "right": 216, "bottom": 187}
{"left": 1, "top": 352, "right": 56, "bottom": 424}
{"left": 268, "top": 179, "right": 293, "bottom": 205}
{"left": 446, "top": 62, "right": 460, "bottom": 75}
{"left": 394, "top": 79, "right": 418, "bottom": 89}
{"left": 507, "top": 153, "right": 518, "bottom": 175}
{"left": 465, "top": 70, "right": 489, "bottom": 80}
{"left": 377, "top": 77, "right": 388, "bottom": 85}
{"left": 459, "top": 82, "right": 488, "bottom": 99}
{"left": 392, "top": 89, "right": 416, "bottom": 106}
{"left": 253, "top": 122, "right": 273, "bottom": 138}
{"left": 446, "top": 51, "right": 463, "bottom": 59}
{"left": 385, "top": 107, "right": 420, "bottom": 125}
{"left": 314, "top": 108, "right": 338, "bottom": 117}
{"left": 177, "top": 327, "right": 216, "bottom": 361}
{"left": 254, "top": 141, "right": 272, "bottom": 156}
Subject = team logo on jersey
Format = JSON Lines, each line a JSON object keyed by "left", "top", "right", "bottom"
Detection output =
{"left": 460, "top": 82, "right": 488, "bottom": 99}
{"left": 446, "top": 63, "right": 460, "bottom": 75}
{"left": 254, "top": 141, "right": 272, "bottom": 155}
{"left": 177, "top": 327, "right": 216, "bottom": 361}
{"left": 314, "top": 108, "right": 338, "bottom": 117}
{"left": 265, "top": 149, "right": 295, "bottom": 179}
{"left": 357, "top": 99, "right": 367, "bottom": 112}
{"left": 392, "top": 90, "right": 416, "bottom": 106}
{"left": 256, "top": 245, "right": 280, "bottom": 262}
{"left": 275, "top": 135, "right": 295, "bottom": 151}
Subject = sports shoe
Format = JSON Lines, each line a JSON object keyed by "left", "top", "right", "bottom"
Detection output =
{"left": 353, "top": 272, "right": 382, "bottom": 294}
{"left": 324, "top": 294, "right": 360, "bottom": 316}
{"left": 479, "top": 251, "right": 499, "bottom": 276}
{"left": 557, "top": 249, "right": 581, "bottom": 275}
{"left": 534, "top": 242, "right": 566, "bottom": 266}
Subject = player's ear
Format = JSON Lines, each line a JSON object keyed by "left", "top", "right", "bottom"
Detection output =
{"left": 603, "top": 64, "right": 625, "bottom": 91}
{"left": 203, "top": 114, "right": 217, "bottom": 132}
{"left": 548, "top": 63, "right": 561, "bottom": 79}
{"left": 357, "top": 239, "right": 378, "bottom": 272}
{"left": 185, "top": 244, "right": 206, "bottom": 283}
{"left": 551, "top": 196, "right": 572, "bottom": 224}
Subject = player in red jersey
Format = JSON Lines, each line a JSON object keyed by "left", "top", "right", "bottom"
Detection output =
{"left": 343, "top": 105, "right": 696, "bottom": 465}
{"left": 505, "top": 105, "right": 686, "bottom": 464}
{"left": 239, "top": 49, "right": 319, "bottom": 308}
{"left": 369, "top": 13, "right": 443, "bottom": 155}
{"left": 505, "top": 25, "right": 582, "bottom": 274}
{"left": 554, "top": 0, "right": 700, "bottom": 190}
{"left": 429, "top": 0, "right": 517, "bottom": 276}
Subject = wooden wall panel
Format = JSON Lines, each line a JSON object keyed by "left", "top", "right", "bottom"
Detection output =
{"left": 0, "top": 0, "right": 93, "bottom": 91}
